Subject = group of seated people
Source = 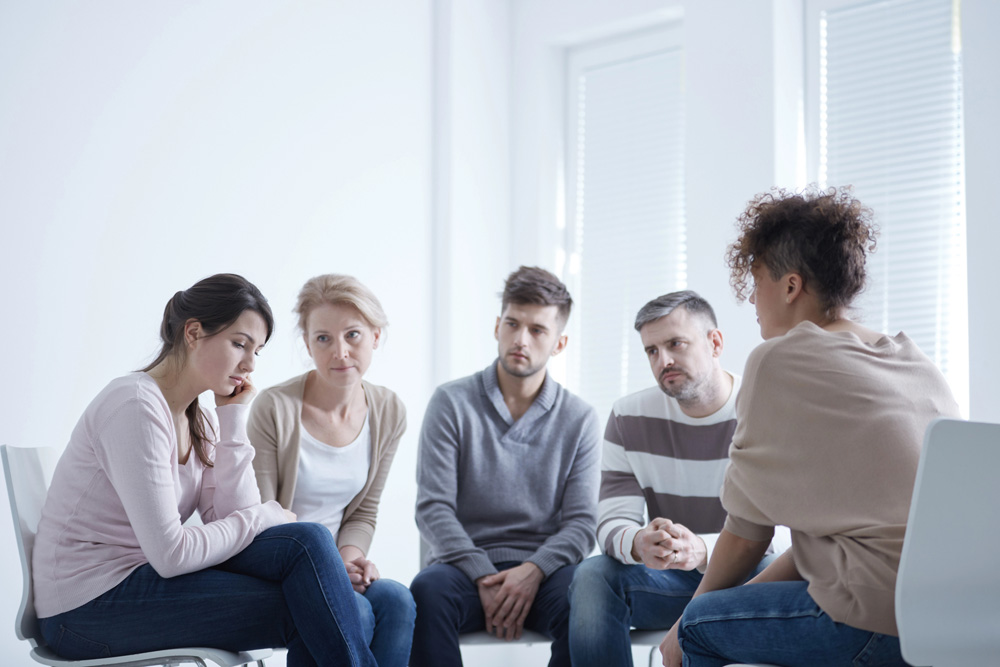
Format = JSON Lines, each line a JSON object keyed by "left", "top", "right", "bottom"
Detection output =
{"left": 30, "top": 187, "right": 959, "bottom": 667}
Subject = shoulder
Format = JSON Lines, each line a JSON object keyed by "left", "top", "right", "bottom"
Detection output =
{"left": 430, "top": 372, "right": 481, "bottom": 407}
{"left": 253, "top": 373, "right": 309, "bottom": 412}
{"left": 94, "top": 373, "right": 170, "bottom": 422}
{"left": 549, "top": 381, "right": 599, "bottom": 429}
{"left": 611, "top": 386, "right": 671, "bottom": 419}
{"left": 363, "top": 380, "right": 407, "bottom": 422}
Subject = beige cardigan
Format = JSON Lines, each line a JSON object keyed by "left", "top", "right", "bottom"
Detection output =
{"left": 247, "top": 372, "right": 406, "bottom": 555}
{"left": 721, "top": 321, "right": 958, "bottom": 636}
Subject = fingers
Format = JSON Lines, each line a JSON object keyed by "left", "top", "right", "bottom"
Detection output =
{"left": 363, "top": 560, "right": 379, "bottom": 583}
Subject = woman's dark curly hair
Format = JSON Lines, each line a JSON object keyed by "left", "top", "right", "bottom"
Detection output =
{"left": 726, "top": 186, "right": 878, "bottom": 317}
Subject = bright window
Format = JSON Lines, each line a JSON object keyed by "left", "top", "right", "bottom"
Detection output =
{"left": 807, "top": 0, "right": 969, "bottom": 413}
{"left": 561, "top": 26, "right": 685, "bottom": 420}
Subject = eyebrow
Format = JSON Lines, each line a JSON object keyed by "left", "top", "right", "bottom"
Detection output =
{"left": 233, "top": 331, "right": 258, "bottom": 346}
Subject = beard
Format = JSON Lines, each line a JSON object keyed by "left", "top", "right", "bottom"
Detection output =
{"left": 657, "top": 367, "right": 712, "bottom": 402}
{"left": 499, "top": 350, "right": 546, "bottom": 378}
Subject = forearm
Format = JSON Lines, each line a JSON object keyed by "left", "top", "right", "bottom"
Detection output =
{"left": 208, "top": 405, "right": 264, "bottom": 517}
{"left": 747, "top": 548, "right": 802, "bottom": 584}
{"left": 692, "top": 528, "right": 770, "bottom": 599}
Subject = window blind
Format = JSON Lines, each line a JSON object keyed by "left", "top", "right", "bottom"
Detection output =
{"left": 564, "top": 29, "right": 685, "bottom": 421}
{"left": 818, "top": 0, "right": 968, "bottom": 410}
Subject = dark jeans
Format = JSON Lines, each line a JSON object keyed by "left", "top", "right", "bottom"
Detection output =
{"left": 678, "top": 580, "right": 911, "bottom": 667}
{"left": 409, "top": 560, "right": 576, "bottom": 667}
{"left": 39, "top": 523, "right": 377, "bottom": 667}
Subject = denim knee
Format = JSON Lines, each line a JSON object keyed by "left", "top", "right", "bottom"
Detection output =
{"left": 570, "top": 555, "right": 624, "bottom": 604}
{"left": 368, "top": 579, "right": 416, "bottom": 624}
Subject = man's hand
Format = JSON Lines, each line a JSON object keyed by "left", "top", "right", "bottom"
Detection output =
{"left": 476, "top": 562, "right": 544, "bottom": 640}
{"left": 660, "top": 621, "right": 683, "bottom": 667}
{"left": 632, "top": 518, "right": 707, "bottom": 571}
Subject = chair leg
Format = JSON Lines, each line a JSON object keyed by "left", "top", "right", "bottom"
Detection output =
{"left": 648, "top": 643, "right": 658, "bottom": 667}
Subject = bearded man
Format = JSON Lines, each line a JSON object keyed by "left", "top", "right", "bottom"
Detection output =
{"left": 567, "top": 290, "right": 773, "bottom": 667}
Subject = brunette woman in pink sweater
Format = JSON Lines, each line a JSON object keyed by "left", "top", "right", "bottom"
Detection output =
{"left": 32, "top": 273, "right": 376, "bottom": 667}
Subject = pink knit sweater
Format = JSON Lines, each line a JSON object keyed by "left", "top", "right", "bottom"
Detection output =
{"left": 32, "top": 373, "right": 287, "bottom": 618}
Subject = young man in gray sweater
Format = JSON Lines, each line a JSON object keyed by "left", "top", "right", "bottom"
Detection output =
{"left": 410, "top": 266, "right": 601, "bottom": 667}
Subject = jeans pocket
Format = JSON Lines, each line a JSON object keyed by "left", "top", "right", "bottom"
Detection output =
{"left": 51, "top": 624, "right": 112, "bottom": 660}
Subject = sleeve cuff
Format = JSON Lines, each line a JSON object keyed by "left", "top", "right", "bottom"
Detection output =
{"left": 616, "top": 526, "right": 643, "bottom": 565}
{"left": 723, "top": 514, "right": 775, "bottom": 543}
{"left": 454, "top": 554, "right": 499, "bottom": 583}
{"left": 215, "top": 403, "right": 250, "bottom": 445}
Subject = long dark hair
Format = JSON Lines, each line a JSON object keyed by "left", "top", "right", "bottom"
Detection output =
{"left": 141, "top": 273, "right": 274, "bottom": 466}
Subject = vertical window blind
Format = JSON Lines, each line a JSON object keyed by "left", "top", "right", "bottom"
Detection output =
{"left": 818, "top": 0, "right": 968, "bottom": 411}
{"left": 564, "top": 28, "right": 685, "bottom": 421}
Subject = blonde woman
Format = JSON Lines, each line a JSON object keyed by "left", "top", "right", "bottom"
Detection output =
{"left": 249, "top": 274, "right": 413, "bottom": 667}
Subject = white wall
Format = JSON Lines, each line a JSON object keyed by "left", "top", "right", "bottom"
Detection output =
{"left": 0, "top": 3, "right": 432, "bottom": 665}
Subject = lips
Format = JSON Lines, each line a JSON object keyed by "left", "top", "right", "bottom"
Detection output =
{"left": 229, "top": 376, "right": 244, "bottom": 386}
{"left": 661, "top": 370, "right": 686, "bottom": 383}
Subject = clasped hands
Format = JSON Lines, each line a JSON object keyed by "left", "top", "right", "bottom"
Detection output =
{"left": 476, "top": 562, "right": 544, "bottom": 641}
{"left": 340, "top": 546, "right": 379, "bottom": 594}
{"left": 631, "top": 517, "right": 706, "bottom": 571}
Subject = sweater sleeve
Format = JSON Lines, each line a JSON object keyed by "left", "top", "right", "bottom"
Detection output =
{"left": 597, "top": 409, "right": 647, "bottom": 564}
{"left": 247, "top": 389, "right": 281, "bottom": 504}
{"left": 338, "top": 396, "right": 407, "bottom": 554}
{"left": 96, "top": 397, "right": 286, "bottom": 579}
{"left": 526, "top": 407, "right": 601, "bottom": 576}
{"left": 415, "top": 388, "right": 497, "bottom": 582}
{"left": 199, "top": 404, "right": 280, "bottom": 521}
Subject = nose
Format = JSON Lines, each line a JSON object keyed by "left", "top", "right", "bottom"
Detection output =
{"left": 749, "top": 287, "right": 756, "bottom": 305}
{"left": 514, "top": 327, "right": 530, "bottom": 347}
{"left": 242, "top": 351, "right": 256, "bottom": 373}
{"left": 334, "top": 339, "right": 349, "bottom": 358}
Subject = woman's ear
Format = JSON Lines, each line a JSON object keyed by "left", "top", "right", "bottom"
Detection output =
{"left": 372, "top": 327, "right": 382, "bottom": 349}
{"left": 784, "top": 273, "right": 805, "bottom": 304}
{"left": 183, "top": 319, "right": 203, "bottom": 347}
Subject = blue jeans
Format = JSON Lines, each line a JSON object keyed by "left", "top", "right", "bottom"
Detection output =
{"left": 354, "top": 578, "right": 415, "bottom": 667}
{"left": 409, "top": 561, "right": 576, "bottom": 667}
{"left": 39, "top": 523, "right": 377, "bottom": 667}
{"left": 677, "top": 581, "right": 911, "bottom": 666}
{"left": 568, "top": 554, "right": 774, "bottom": 667}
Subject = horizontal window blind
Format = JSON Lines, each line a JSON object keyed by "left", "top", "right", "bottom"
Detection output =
{"left": 564, "top": 28, "right": 685, "bottom": 421}
{"left": 819, "top": 0, "right": 968, "bottom": 411}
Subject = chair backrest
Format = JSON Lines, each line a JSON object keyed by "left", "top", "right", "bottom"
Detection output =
{"left": 896, "top": 418, "right": 1000, "bottom": 667}
{"left": 2, "top": 445, "right": 57, "bottom": 647}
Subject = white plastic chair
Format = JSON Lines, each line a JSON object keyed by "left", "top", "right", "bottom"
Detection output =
{"left": 896, "top": 418, "right": 1000, "bottom": 666}
{"left": 1, "top": 444, "right": 271, "bottom": 667}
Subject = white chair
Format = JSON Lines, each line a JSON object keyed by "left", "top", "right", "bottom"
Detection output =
{"left": 1, "top": 444, "right": 271, "bottom": 667}
{"left": 896, "top": 418, "right": 1000, "bottom": 667}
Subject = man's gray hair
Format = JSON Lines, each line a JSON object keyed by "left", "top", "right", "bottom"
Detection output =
{"left": 634, "top": 290, "right": 718, "bottom": 332}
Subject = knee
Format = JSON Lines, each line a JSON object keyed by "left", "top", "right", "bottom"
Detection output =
{"left": 569, "top": 555, "right": 622, "bottom": 605}
{"left": 355, "top": 592, "right": 376, "bottom": 644}
{"left": 262, "top": 522, "right": 340, "bottom": 562}
{"left": 371, "top": 579, "right": 417, "bottom": 625}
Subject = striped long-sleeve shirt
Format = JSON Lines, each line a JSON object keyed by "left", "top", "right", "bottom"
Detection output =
{"left": 598, "top": 373, "right": 741, "bottom": 564}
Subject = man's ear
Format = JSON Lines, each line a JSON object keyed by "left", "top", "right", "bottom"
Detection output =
{"left": 707, "top": 328, "right": 724, "bottom": 358}
{"left": 551, "top": 334, "right": 569, "bottom": 357}
{"left": 494, "top": 316, "right": 501, "bottom": 341}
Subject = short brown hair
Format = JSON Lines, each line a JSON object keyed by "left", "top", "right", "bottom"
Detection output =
{"left": 726, "top": 187, "right": 878, "bottom": 317}
{"left": 295, "top": 274, "right": 388, "bottom": 334}
{"left": 500, "top": 266, "right": 573, "bottom": 325}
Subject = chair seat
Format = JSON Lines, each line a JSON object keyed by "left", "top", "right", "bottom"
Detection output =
{"left": 29, "top": 644, "right": 272, "bottom": 667}
{"left": 458, "top": 629, "right": 549, "bottom": 646}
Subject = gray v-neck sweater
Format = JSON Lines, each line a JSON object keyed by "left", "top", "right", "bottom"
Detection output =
{"left": 416, "top": 360, "right": 601, "bottom": 581}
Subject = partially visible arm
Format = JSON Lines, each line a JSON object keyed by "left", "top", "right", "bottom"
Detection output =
{"left": 597, "top": 410, "right": 650, "bottom": 564}
{"left": 246, "top": 390, "right": 280, "bottom": 504}
{"left": 416, "top": 389, "right": 497, "bottom": 582}
{"left": 200, "top": 405, "right": 268, "bottom": 520}
{"left": 747, "top": 548, "right": 802, "bottom": 584}
{"left": 99, "top": 399, "right": 285, "bottom": 579}
{"left": 525, "top": 409, "right": 602, "bottom": 577}
{"left": 338, "top": 399, "right": 407, "bottom": 554}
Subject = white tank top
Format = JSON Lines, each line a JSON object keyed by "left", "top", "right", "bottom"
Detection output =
{"left": 290, "top": 412, "right": 372, "bottom": 539}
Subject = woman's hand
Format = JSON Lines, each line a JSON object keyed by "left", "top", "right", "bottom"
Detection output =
{"left": 215, "top": 374, "right": 257, "bottom": 407}
{"left": 344, "top": 556, "right": 379, "bottom": 594}
{"left": 660, "top": 621, "right": 683, "bottom": 667}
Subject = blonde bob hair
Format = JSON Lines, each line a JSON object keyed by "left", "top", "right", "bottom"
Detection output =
{"left": 295, "top": 274, "right": 388, "bottom": 333}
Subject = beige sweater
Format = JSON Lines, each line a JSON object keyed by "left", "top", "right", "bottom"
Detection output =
{"left": 721, "top": 321, "right": 959, "bottom": 636}
{"left": 247, "top": 372, "right": 406, "bottom": 555}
